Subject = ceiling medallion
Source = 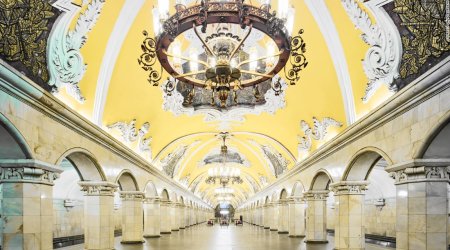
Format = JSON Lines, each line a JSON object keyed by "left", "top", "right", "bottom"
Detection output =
{"left": 139, "top": 0, "right": 307, "bottom": 109}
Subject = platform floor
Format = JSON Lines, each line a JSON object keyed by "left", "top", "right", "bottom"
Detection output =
{"left": 60, "top": 224, "right": 394, "bottom": 250}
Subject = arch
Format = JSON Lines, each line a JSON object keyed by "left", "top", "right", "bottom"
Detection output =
{"left": 56, "top": 148, "right": 106, "bottom": 181}
{"left": 309, "top": 169, "right": 333, "bottom": 191}
{"left": 144, "top": 181, "right": 158, "bottom": 197}
{"left": 115, "top": 169, "right": 139, "bottom": 191}
{"left": 342, "top": 147, "right": 392, "bottom": 181}
{"left": 290, "top": 180, "right": 305, "bottom": 197}
{"left": 0, "top": 113, "right": 33, "bottom": 159}
{"left": 417, "top": 113, "right": 450, "bottom": 158}
{"left": 160, "top": 189, "right": 170, "bottom": 201}
{"left": 264, "top": 196, "right": 270, "bottom": 204}
{"left": 279, "top": 189, "right": 288, "bottom": 200}
{"left": 179, "top": 195, "right": 185, "bottom": 204}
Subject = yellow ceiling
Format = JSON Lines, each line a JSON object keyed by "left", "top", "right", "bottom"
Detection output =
{"left": 55, "top": 0, "right": 394, "bottom": 206}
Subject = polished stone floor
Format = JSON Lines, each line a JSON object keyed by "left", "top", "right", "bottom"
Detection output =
{"left": 61, "top": 224, "right": 394, "bottom": 250}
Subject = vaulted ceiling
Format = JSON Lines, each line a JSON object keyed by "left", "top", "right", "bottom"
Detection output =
{"left": 38, "top": 0, "right": 401, "bottom": 207}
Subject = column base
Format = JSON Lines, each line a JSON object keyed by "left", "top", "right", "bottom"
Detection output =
{"left": 270, "top": 229, "right": 278, "bottom": 231}
{"left": 180, "top": 227, "right": 185, "bottom": 229}
{"left": 304, "top": 240, "right": 328, "bottom": 244}
{"left": 264, "top": 227, "right": 270, "bottom": 229}
{"left": 161, "top": 231, "right": 172, "bottom": 234}
{"left": 288, "top": 235, "right": 305, "bottom": 238}
{"left": 121, "top": 240, "right": 145, "bottom": 244}
{"left": 278, "top": 231, "right": 289, "bottom": 234}
{"left": 144, "top": 235, "right": 161, "bottom": 238}
{"left": 171, "top": 229, "right": 180, "bottom": 231}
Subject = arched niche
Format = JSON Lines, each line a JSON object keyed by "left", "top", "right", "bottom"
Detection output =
{"left": 342, "top": 147, "right": 392, "bottom": 181}
{"left": 115, "top": 170, "right": 139, "bottom": 191}
{"left": 421, "top": 121, "right": 450, "bottom": 158}
{"left": 0, "top": 114, "right": 32, "bottom": 159}
{"left": 144, "top": 181, "right": 158, "bottom": 197}
{"left": 309, "top": 170, "right": 333, "bottom": 191}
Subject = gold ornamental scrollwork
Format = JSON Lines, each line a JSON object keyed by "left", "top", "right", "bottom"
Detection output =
{"left": 0, "top": 0, "right": 55, "bottom": 82}
{"left": 393, "top": 0, "right": 450, "bottom": 78}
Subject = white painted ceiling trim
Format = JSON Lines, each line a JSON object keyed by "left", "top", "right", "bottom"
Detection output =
{"left": 93, "top": 0, "right": 146, "bottom": 125}
{"left": 304, "top": 0, "right": 356, "bottom": 125}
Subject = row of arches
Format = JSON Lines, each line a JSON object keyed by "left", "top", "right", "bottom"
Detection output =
{"left": 239, "top": 116, "right": 450, "bottom": 249}
{"left": 0, "top": 113, "right": 212, "bottom": 249}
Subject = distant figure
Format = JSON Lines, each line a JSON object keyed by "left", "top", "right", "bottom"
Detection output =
{"left": 240, "top": 215, "right": 243, "bottom": 222}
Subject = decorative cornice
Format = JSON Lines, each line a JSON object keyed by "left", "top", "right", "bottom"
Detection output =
{"left": 288, "top": 196, "right": 305, "bottom": 204}
{"left": 386, "top": 159, "right": 450, "bottom": 184}
{"left": 143, "top": 197, "right": 160, "bottom": 204}
{"left": 0, "top": 159, "right": 62, "bottom": 185}
{"left": 341, "top": 0, "right": 400, "bottom": 102}
{"left": 330, "top": 181, "right": 369, "bottom": 195}
{"left": 304, "top": 190, "right": 329, "bottom": 200}
{"left": 78, "top": 181, "right": 118, "bottom": 196}
{"left": 119, "top": 191, "right": 145, "bottom": 200}
{"left": 48, "top": 0, "right": 106, "bottom": 102}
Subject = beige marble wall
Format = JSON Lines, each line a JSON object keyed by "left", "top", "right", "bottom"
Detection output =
{"left": 364, "top": 198, "right": 396, "bottom": 237}
{"left": 53, "top": 199, "right": 84, "bottom": 238}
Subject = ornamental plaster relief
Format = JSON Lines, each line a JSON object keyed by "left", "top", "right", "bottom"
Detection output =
{"left": 48, "top": 0, "right": 106, "bottom": 102}
{"left": 107, "top": 119, "right": 153, "bottom": 159}
{"left": 297, "top": 117, "right": 342, "bottom": 158}
{"left": 341, "top": 0, "right": 401, "bottom": 102}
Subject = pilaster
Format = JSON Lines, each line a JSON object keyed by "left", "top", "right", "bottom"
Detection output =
{"left": 304, "top": 190, "right": 329, "bottom": 243}
{"left": 143, "top": 197, "right": 160, "bottom": 238}
{"left": 120, "top": 191, "right": 144, "bottom": 244}
{"left": 288, "top": 196, "right": 306, "bottom": 237}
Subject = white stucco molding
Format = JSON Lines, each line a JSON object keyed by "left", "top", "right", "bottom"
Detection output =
{"left": 304, "top": 0, "right": 357, "bottom": 125}
{"left": 342, "top": 0, "right": 402, "bottom": 102}
{"left": 93, "top": 0, "right": 146, "bottom": 125}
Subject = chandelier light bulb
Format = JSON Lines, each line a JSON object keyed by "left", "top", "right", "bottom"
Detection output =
{"left": 172, "top": 41, "right": 182, "bottom": 68}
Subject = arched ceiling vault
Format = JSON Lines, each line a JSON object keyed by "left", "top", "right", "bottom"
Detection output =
{"left": 48, "top": 0, "right": 402, "bottom": 207}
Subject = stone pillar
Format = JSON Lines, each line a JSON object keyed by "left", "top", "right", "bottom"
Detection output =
{"left": 278, "top": 199, "right": 289, "bottom": 234}
{"left": 160, "top": 200, "right": 171, "bottom": 234}
{"left": 179, "top": 203, "right": 186, "bottom": 229}
{"left": 388, "top": 162, "right": 450, "bottom": 250}
{"left": 190, "top": 207, "right": 195, "bottom": 226}
{"left": 170, "top": 202, "right": 179, "bottom": 231}
{"left": 263, "top": 205, "right": 270, "bottom": 229}
{"left": 288, "top": 196, "right": 306, "bottom": 237}
{"left": 304, "top": 190, "right": 328, "bottom": 243}
{"left": 184, "top": 205, "right": 190, "bottom": 227}
{"left": 270, "top": 202, "right": 279, "bottom": 231}
{"left": 120, "top": 191, "right": 144, "bottom": 244}
{"left": 143, "top": 197, "right": 160, "bottom": 238}
{"left": 330, "top": 181, "right": 368, "bottom": 250}
{"left": 79, "top": 181, "right": 118, "bottom": 250}
{"left": 0, "top": 160, "right": 61, "bottom": 250}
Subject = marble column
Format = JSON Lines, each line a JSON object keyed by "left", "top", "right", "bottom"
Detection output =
{"left": 304, "top": 190, "right": 329, "bottom": 243}
{"left": 0, "top": 160, "right": 61, "bottom": 250}
{"left": 120, "top": 191, "right": 144, "bottom": 244}
{"left": 388, "top": 162, "right": 450, "bottom": 250}
{"left": 170, "top": 202, "right": 179, "bottom": 231}
{"left": 160, "top": 200, "right": 171, "bottom": 234}
{"left": 79, "top": 181, "right": 118, "bottom": 250}
{"left": 179, "top": 204, "right": 186, "bottom": 229}
{"left": 263, "top": 205, "right": 270, "bottom": 229}
{"left": 288, "top": 196, "right": 306, "bottom": 237}
{"left": 331, "top": 181, "right": 369, "bottom": 250}
{"left": 143, "top": 197, "right": 160, "bottom": 238}
{"left": 184, "top": 205, "right": 190, "bottom": 227}
{"left": 190, "top": 207, "right": 195, "bottom": 226}
{"left": 278, "top": 199, "right": 289, "bottom": 234}
{"left": 270, "top": 202, "right": 279, "bottom": 231}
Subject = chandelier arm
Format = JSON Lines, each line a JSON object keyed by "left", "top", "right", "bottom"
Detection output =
{"left": 163, "top": 49, "right": 210, "bottom": 67}
{"left": 193, "top": 23, "right": 216, "bottom": 57}
{"left": 240, "top": 70, "right": 274, "bottom": 78}
{"left": 175, "top": 70, "right": 207, "bottom": 78}
{"left": 229, "top": 24, "right": 253, "bottom": 60}
{"left": 237, "top": 50, "right": 284, "bottom": 67}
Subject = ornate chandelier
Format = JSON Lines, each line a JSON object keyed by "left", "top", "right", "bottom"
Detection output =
{"left": 139, "top": 0, "right": 308, "bottom": 109}
{"left": 205, "top": 133, "right": 243, "bottom": 186}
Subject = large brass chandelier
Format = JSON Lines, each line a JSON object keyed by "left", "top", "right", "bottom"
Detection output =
{"left": 205, "top": 133, "right": 243, "bottom": 186}
{"left": 139, "top": 0, "right": 308, "bottom": 108}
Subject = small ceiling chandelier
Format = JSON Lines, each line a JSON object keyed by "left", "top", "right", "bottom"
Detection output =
{"left": 139, "top": 0, "right": 308, "bottom": 109}
{"left": 205, "top": 133, "right": 243, "bottom": 186}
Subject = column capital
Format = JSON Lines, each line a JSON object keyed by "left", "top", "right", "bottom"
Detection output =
{"left": 143, "top": 196, "right": 160, "bottom": 204}
{"left": 79, "top": 181, "right": 118, "bottom": 196}
{"left": 120, "top": 191, "right": 144, "bottom": 200}
{"left": 386, "top": 159, "right": 450, "bottom": 184}
{"left": 330, "top": 181, "right": 369, "bottom": 195}
{"left": 304, "top": 190, "right": 329, "bottom": 200}
{"left": 0, "top": 159, "right": 63, "bottom": 185}
{"left": 288, "top": 196, "right": 304, "bottom": 204}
